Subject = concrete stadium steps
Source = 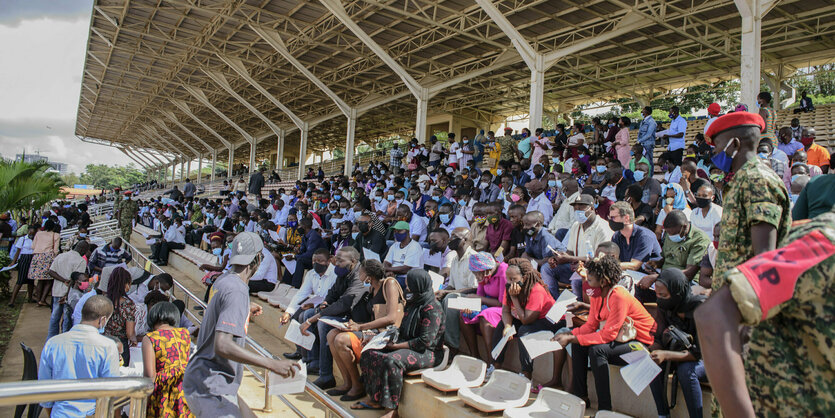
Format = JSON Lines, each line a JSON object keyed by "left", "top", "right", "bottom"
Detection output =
{"left": 130, "top": 229, "right": 712, "bottom": 418}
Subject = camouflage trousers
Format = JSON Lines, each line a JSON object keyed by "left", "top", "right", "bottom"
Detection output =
{"left": 120, "top": 225, "right": 133, "bottom": 242}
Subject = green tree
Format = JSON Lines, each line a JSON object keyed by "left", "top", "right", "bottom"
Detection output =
{"left": 61, "top": 173, "right": 81, "bottom": 187}
{"left": 0, "top": 160, "right": 65, "bottom": 216}
{"left": 79, "top": 164, "right": 147, "bottom": 189}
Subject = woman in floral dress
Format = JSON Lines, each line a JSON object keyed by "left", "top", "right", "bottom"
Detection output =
{"left": 142, "top": 302, "right": 193, "bottom": 418}
{"left": 354, "top": 269, "right": 445, "bottom": 415}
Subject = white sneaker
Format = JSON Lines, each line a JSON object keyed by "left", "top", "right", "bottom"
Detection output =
{"left": 485, "top": 364, "right": 495, "bottom": 380}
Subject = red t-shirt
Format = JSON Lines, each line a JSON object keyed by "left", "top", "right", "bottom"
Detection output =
{"left": 508, "top": 283, "right": 555, "bottom": 320}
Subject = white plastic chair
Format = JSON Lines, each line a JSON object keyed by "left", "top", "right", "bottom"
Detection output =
{"left": 595, "top": 411, "right": 632, "bottom": 418}
{"left": 503, "top": 388, "right": 585, "bottom": 418}
{"left": 421, "top": 355, "right": 485, "bottom": 392}
{"left": 408, "top": 345, "right": 450, "bottom": 376}
{"left": 459, "top": 369, "right": 531, "bottom": 413}
{"left": 262, "top": 283, "right": 290, "bottom": 302}
{"left": 278, "top": 288, "right": 299, "bottom": 309}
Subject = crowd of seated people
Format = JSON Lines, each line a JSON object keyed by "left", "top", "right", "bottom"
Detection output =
{"left": 8, "top": 97, "right": 835, "bottom": 417}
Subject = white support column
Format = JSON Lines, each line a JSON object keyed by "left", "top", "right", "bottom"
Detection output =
{"left": 171, "top": 162, "right": 176, "bottom": 183}
{"left": 415, "top": 91, "right": 429, "bottom": 144}
{"left": 211, "top": 151, "right": 217, "bottom": 182}
{"left": 275, "top": 129, "right": 284, "bottom": 169}
{"left": 180, "top": 160, "right": 186, "bottom": 182}
{"left": 228, "top": 147, "right": 235, "bottom": 180}
{"left": 344, "top": 109, "right": 357, "bottom": 176}
{"left": 197, "top": 154, "right": 203, "bottom": 184}
{"left": 186, "top": 159, "right": 192, "bottom": 181}
{"left": 529, "top": 57, "right": 545, "bottom": 130}
{"left": 298, "top": 123, "right": 309, "bottom": 181}
{"left": 249, "top": 141, "right": 257, "bottom": 174}
{"left": 735, "top": 0, "right": 776, "bottom": 110}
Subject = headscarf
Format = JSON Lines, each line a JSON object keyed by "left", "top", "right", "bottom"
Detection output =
{"left": 468, "top": 252, "right": 496, "bottom": 272}
{"left": 401, "top": 269, "right": 436, "bottom": 340}
{"left": 656, "top": 268, "right": 704, "bottom": 314}
{"left": 662, "top": 183, "right": 688, "bottom": 210}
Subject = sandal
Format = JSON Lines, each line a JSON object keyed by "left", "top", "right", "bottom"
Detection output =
{"left": 531, "top": 384, "right": 544, "bottom": 394}
{"left": 37, "top": 302, "right": 50, "bottom": 308}
{"left": 350, "top": 401, "right": 383, "bottom": 410}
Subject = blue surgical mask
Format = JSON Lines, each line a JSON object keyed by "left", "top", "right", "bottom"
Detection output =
{"left": 668, "top": 232, "right": 685, "bottom": 243}
{"left": 387, "top": 195, "right": 394, "bottom": 201}
{"left": 548, "top": 180, "right": 557, "bottom": 188}
{"left": 553, "top": 157, "right": 560, "bottom": 164}
{"left": 432, "top": 196, "right": 440, "bottom": 202}
{"left": 212, "top": 248, "right": 222, "bottom": 255}
{"left": 789, "top": 193, "right": 799, "bottom": 204}
{"left": 333, "top": 194, "right": 341, "bottom": 200}
{"left": 633, "top": 170, "right": 646, "bottom": 182}
{"left": 791, "top": 174, "right": 801, "bottom": 184}
{"left": 374, "top": 195, "right": 382, "bottom": 202}
{"left": 339, "top": 208, "right": 347, "bottom": 215}
{"left": 556, "top": 179, "right": 563, "bottom": 189}
{"left": 711, "top": 139, "right": 737, "bottom": 173}
{"left": 758, "top": 152, "right": 769, "bottom": 160}
{"left": 574, "top": 210, "right": 590, "bottom": 224}
{"left": 329, "top": 209, "right": 337, "bottom": 215}
{"left": 439, "top": 213, "right": 451, "bottom": 224}
{"left": 596, "top": 165, "right": 607, "bottom": 174}
{"left": 496, "top": 169, "right": 503, "bottom": 176}
{"left": 78, "top": 233, "right": 87, "bottom": 238}
{"left": 351, "top": 232, "right": 359, "bottom": 239}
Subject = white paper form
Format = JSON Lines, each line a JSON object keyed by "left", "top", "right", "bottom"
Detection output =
{"left": 282, "top": 257, "right": 297, "bottom": 275}
{"left": 319, "top": 318, "right": 349, "bottom": 330}
{"left": 361, "top": 331, "right": 394, "bottom": 353}
{"left": 428, "top": 270, "right": 445, "bottom": 292}
{"left": 619, "top": 349, "right": 662, "bottom": 395}
{"left": 545, "top": 290, "right": 578, "bottom": 324}
{"left": 268, "top": 360, "right": 307, "bottom": 395}
{"left": 363, "top": 248, "right": 380, "bottom": 262}
{"left": 519, "top": 331, "right": 563, "bottom": 359}
{"left": 447, "top": 296, "right": 481, "bottom": 311}
{"left": 284, "top": 320, "right": 315, "bottom": 350}
{"left": 491, "top": 325, "right": 516, "bottom": 360}
{"left": 268, "top": 230, "right": 281, "bottom": 242}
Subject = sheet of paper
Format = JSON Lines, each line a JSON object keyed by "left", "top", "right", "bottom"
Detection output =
{"left": 140, "top": 232, "right": 149, "bottom": 238}
{"left": 545, "top": 290, "right": 578, "bottom": 324}
{"left": 284, "top": 320, "right": 315, "bottom": 350}
{"left": 282, "top": 259, "right": 297, "bottom": 275}
{"left": 520, "top": 331, "right": 563, "bottom": 359}
{"left": 268, "top": 360, "right": 307, "bottom": 395}
{"left": 303, "top": 295, "right": 325, "bottom": 307}
{"left": 428, "top": 270, "right": 445, "bottom": 292}
{"left": 319, "top": 318, "right": 348, "bottom": 330}
{"left": 362, "top": 330, "right": 394, "bottom": 353}
{"left": 491, "top": 326, "right": 516, "bottom": 360}
{"left": 619, "top": 350, "right": 662, "bottom": 395}
{"left": 455, "top": 149, "right": 463, "bottom": 159}
{"left": 144, "top": 259, "right": 152, "bottom": 271}
{"left": 447, "top": 296, "right": 481, "bottom": 311}
{"left": 363, "top": 248, "right": 380, "bottom": 262}
{"left": 268, "top": 230, "right": 281, "bottom": 242}
{"left": 0, "top": 264, "right": 17, "bottom": 273}
{"left": 145, "top": 238, "right": 158, "bottom": 245}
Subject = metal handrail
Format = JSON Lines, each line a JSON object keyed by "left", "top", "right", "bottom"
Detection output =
{"left": 0, "top": 377, "right": 153, "bottom": 418}
{"left": 122, "top": 239, "right": 353, "bottom": 418}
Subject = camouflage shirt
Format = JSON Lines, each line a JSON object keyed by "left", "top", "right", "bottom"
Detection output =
{"left": 119, "top": 199, "right": 139, "bottom": 221}
{"left": 496, "top": 135, "right": 517, "bottom": 162}
{"left": 712, "top": 158, "right": 791, "bottom": 290}
{"left": 722, "top": 210, "right": 835, "bottom": 416}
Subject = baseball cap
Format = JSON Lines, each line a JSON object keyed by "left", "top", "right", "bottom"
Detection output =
{"left": 570, "top": 194, "right": 596, "bottom": 207}
{"left": 393, "top": 221, "right": 410, "bottom": 230}
{"left": 228, "top": 232, "right": 264, "bottom": 266}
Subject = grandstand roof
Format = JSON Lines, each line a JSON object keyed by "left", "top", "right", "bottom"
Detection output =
{"left": 76, "top": 0, "right": 835, "bottom": 162}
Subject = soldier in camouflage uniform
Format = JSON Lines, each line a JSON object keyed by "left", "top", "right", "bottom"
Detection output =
{"left": 118, "top": 191, "right": 139, "bottom": 242}
{"left": 696, "top": 206, "right": 835, "bottom": 416}
{"left": 706, "top": 113, "right": 792, "bottom": 290}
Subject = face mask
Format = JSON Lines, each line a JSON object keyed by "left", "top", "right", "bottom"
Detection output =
{"left": 329, "top": 209, "right": 337, "bottom": 215}
{"left": 710, "top": 173, "right": 724, "bottom": 182}
{"left": 287, "top": 221, "right": 297, "bottom": 228}
{"left": 357, "top": 222, "right": 370, "bottom": 233}
{"left": 486, "top": 215, "right": 500, "bottom": 225}
{"left": 78, "top": 281, "right": 90, "bottom": 291}
{"left": 525, "top": 227, "right": 537, "bottom": 237}
{"left": 789, "top": 193, "right": 799, "bottom": 204}
{"left": 758, "top": 152, "right": 769, "bottom": 160}
{"left": 596, "top": 165, "right": 606, "bottom": 174}
{"left": 665, "top": 197, "right": 674, "bottom": 206}
{"left": 78, "top": 233, "right": 87, "bottom": 238}
{"left": 633, "top": 170, "right": 646, "bottom": 182}
{"left": 548, "top": 180, "right": 557, "bottom": 187}
{"left": 431, "top": 195, "right": 440, "bottom": 202}
{"left": 334, "top": 265, "right": 350, "bottom": 277}
{"left": 496, "top": 169, "right": 503, "bottom": 176}
{"left": 212, "top": 248, "right": 222, "bottom": 256}
{"left": 405, "top": 292, "right": 414, "bottom": 301}
{"left": 656, "top": 296, "right": 678, "bottom": 312}
{"left": 800, "top": 137, "right": 814, "bottom": 147}
{"left": 395, "top": 199, "right": 404, "bottom": 206}
{"left": 668, "top": 232, "right": 685, "bottom": 243}
{"left": 339, "top": 208, "right": 347, "bottom": 215}
{"left": 333, "top": 194, "right": 341, "bottom": 200}
{"left": 313, "top": 263, "right": 328, "bottom": 275}
{"left": 521, "top": 132, "right": 528, "bottom": 138}
{"left": 711, "top": 139, "right": 738, "bottom": 173}
{"left": 98, "top": 318, "right": 107, "bottom": 334}
{"left": 448, "top": 237, "right": 462, "bottom": 251}
{"left": 608, "top": 219, "right": 625, "bottom": 231}
{"left": 473, "top": 216, "right": 487, "bottom": 225}
{"left": 394, "top": 231, "right": 409, "bottom": 242}
{"left": 430, "top": 242, "right": 446, "bottom": 253}
{"left": 695, "top": 197, "right": 711, "bottom": 209}
{"left": 556, "top": 180, "right": 563, "bottom": 189}
{"left": 574, "top": 209, "right": 590, "bottom": 224}
{"left": 668, "top": 113, "right": 675, "bottom": 119}
{"left": 440, "top": 212, "right": 452, "bottom": 224}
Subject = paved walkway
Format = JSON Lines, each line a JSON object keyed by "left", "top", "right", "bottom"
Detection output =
{"left": 0, "top": 302, "right": 50, "bottom": 416}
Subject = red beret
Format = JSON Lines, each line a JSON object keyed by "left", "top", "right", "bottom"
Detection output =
{"left": 704, "top": 111, "right": 765, "bottom": 145}
{"left": 124, "top": 191, "right": 133, "bottom": 195}
{"left": 707, "top": 103, "right": 721, "bottom": 116}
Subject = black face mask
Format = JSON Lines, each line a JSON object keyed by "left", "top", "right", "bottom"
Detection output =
{"left": 313, "top": 263, "right": 328, "bottom": 275}
{"left": 448, "top": 237, "right": 462, "bottom": 252}
{"left": 695, "top": 197, "right": 711, "bottom": 209}
{"left": 357, "top": 222, "right": 370, "bottom": 233}
{"left": 525, "top": 227, "right": 537, "bottom": 237}
{"left": 608, "top": 219, "right": 625, "bottom": 231}
{"left": 430, "top": 242, "right": 446, "bottom": 253}
{"left": 656, "top": 296, "right": 679, "bottom": 312}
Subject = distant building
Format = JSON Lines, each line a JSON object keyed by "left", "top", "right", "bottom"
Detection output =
{"left": 15, "top": 153, "right": 68, "bottom": 174}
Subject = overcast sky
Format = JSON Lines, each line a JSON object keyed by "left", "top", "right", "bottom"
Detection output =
{"left": 0, "top": 0, "right": 134, "bottom": 174}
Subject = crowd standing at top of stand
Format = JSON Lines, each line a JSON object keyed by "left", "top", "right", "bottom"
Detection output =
{"left": 2, "top": 96, "right": 835, "bottom": 418}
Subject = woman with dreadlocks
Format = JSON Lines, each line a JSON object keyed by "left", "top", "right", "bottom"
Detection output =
{"left": 490, "top": 258, "right": 562, "bottom": 385}
{"left": 553, "top": 254, "right": 656, "bottom": 411}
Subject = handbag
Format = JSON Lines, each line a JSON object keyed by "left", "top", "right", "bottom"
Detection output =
{"left": 660, "top": 325, "right": 695, "bottom": 409}
{"left": 599, "top": 285, "right": 637, "bottom": 343}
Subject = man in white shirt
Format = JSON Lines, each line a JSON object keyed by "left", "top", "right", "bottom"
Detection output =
{"left": 656, "top": 106, "right": 687, "bottom": 165}
{"left": 548, "top": 179, "right": 580, "bottom": 235}
{"left": 437, "top": 227, "right": 477, "bottom": 353}
{"left": 248, "top": 247, "right": 278, "bottom": 294}
{"left": 437, "top": 203, "right": 469, "bottom": 234}
{"left": 422, "top": 228, "right": 450, "bottom": 272}
{"left": 47, "top": 241, "right": 89, "bottom": 339}
{"left": 525, "top": 179, "right": 554, "bottom": 225}
{"left": 150, "top": 218, "right": 186, "bottom": 266}
{"left": 383, "top": 221, "right": 424, "bottom": 284}
{"left": 280, "top": 249, "right": 336, "bottom": 361}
